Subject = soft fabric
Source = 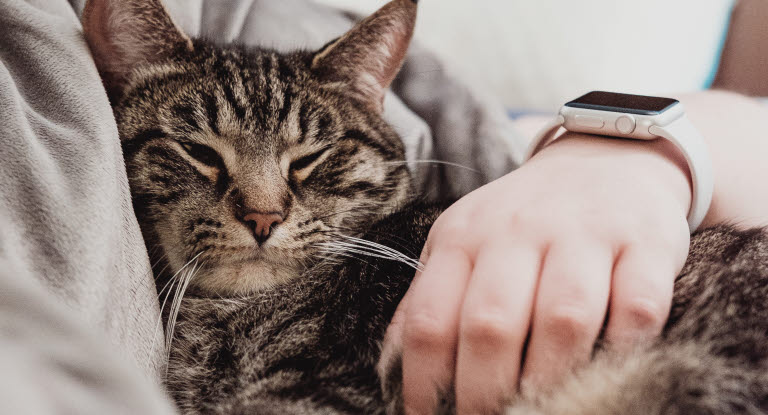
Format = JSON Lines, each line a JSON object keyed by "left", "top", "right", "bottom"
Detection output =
{"left": 0, "top": 0, "right": 173, "bottom": 412}
{"left": 0, "top": 0, "right": 520, "bottom": 412}
{"left": 0, "top": 0, "right": 165, "bottom": 378}
{"left": 317, "top": 0, "right": 735, "bottom": 110}
{"left": 0, "top": 255, "right": 175, "bottom": 414}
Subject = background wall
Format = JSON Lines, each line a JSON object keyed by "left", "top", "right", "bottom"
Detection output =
{"left": 314, "top": 0, "right": 734, "bottom": 110}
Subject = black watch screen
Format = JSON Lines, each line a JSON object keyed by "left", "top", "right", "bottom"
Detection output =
{"left": 565, "top": 91, "right": 679, "bottom": 115}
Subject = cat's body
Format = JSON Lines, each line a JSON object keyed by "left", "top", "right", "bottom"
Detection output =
{"left": 168, "top": 206, "right": 768, "bottom": 415}
{"left": 80, "top": 0, "right": 768, "bottom": 413}
{"left": 167, "top": 203, "right": 442, "bottom": 414}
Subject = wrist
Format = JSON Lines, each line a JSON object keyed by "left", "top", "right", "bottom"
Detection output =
{"left": 530, "top": 132, "right": 693, "bottom": 218}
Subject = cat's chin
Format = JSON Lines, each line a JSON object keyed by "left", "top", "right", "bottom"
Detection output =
{"left": 190, "top": 260, "right": 302, "bottom": 296}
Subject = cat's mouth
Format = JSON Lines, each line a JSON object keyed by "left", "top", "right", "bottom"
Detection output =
{"left": 193, "top": 245, "right": 294, "bottom": 265}
{"left": 187, "top": 253, "right": 309, "bottom": 295}
{"left": 178, "top": 244, "right": 313, "bottom": 294}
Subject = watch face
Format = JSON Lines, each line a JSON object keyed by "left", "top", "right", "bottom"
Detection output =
{"left": 565, "top": 91, "right": 679, "bottom": 115}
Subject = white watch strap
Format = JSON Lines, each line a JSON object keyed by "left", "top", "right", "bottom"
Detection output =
{"left": 649, "top": 115, "right": 713, "bottom": 232}
{"left": 525, "top": 113, "right": 713, "bottom": 233}
{"left": 524, "top": 115, "right": 565, "bottom": 162}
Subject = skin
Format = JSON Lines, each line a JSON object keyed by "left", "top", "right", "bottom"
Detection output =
{"left": 380, "top": 90, "right": 768, "bottom": 414}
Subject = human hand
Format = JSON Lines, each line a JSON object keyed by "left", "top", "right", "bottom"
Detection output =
{"left": 380, "top": 133, "right": 693, "bottom": 414}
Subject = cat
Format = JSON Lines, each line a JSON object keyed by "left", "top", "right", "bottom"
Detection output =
{"left": 82, "top": 0, "right": 768, "bottom": 414}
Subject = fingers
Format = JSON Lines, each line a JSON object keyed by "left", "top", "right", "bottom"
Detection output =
{"left": 455, "top": 237, "right": 542, "bottom": 414}
{"left": 401, "top": 246, "right": 472, "bottom": 414}
{"left": 604, "top": 246, "right": 676, "bottom": 350}
{"left": 521, "top": 241, "right": 613, "bottom": 390}
{"left": 379, "top": 247, "right": 429, "bottom": 378}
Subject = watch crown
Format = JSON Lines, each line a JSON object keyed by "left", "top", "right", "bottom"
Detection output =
{"left": 616, "top": 115, "right": 636, "bottom": 134}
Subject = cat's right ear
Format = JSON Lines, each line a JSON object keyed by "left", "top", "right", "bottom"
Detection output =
{"left": 82, "top": 0, "right": 193, "bottom": 99}
{"left": 311, "top": 0, "right": 417, "bottom": 113}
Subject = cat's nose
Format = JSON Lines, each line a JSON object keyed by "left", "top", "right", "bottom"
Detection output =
{"left": 242, "top": 212, "right": 284, "bottom": 245}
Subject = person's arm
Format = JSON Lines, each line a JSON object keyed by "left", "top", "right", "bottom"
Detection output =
{"left": 380, "top": 90, "right": 768, "bottom": 414}
{"left": 515, "top": 90, "right": 768, "bottom": 229}
{"left": 682, "top": 91, "right": 768, "bottom": 228}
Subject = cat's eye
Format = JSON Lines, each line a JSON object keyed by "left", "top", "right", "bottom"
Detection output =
{"left": 290, "top": 147, "right": 329, "bottom": 173}
{"left": 179, "top": 142, "right": 223, "bottom": 167}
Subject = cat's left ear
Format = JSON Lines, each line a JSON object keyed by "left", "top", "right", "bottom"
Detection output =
{"left": 82, "top": 0, "right": 193, "bottom": 99}
{"left": 311, "top": 0, "right": 418, "bottom": 113}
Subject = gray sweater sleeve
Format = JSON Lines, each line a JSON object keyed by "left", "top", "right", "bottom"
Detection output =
{"left": 0, "top": 255, "right": 176, "bottom": 414}
{"left": 0, "top": 0, "right": 172, "bottom": 411}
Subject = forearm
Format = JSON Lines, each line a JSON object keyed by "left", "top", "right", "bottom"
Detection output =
{"left": 678, "top": 91, "right": 768, "bottom": 228}
{"left": 516, "top": 91, "right": 768, "bottom": 230}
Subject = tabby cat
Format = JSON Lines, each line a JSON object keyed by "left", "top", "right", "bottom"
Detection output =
{"left": 83, "top": 0, "right": 768, "bottom": 413}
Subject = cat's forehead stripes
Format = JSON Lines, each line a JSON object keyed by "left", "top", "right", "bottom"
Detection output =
{"left": 119, "top": 44, "right": 404, "bottom": 166}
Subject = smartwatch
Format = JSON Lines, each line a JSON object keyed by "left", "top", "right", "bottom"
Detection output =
{"left": 525, "top": 91, "right": 713, "bottom": 232}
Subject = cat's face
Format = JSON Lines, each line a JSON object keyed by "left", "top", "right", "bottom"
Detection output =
{"left": 84, "top": 0, "right": 418, "bottom": 294}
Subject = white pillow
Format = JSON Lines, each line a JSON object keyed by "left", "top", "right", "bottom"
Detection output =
{"left": 314, "top": 0, "right": 734, "bottom": 110}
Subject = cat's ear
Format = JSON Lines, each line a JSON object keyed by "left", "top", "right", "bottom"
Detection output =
{"left": 311, "top": 0, "right": 418, "bottom": 112}
{"left": 82, "top": 0, "right": 193, "bottom": 98}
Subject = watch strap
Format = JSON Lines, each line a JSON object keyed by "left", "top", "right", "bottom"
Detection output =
{"left": 524, "top": 113, "right": 713, "bottom": 233}
{"left": 649, "top": 115, "right": 713, "bottom": 232}
{"left": 524, "top": 114, "right": 565, "bottom": 162}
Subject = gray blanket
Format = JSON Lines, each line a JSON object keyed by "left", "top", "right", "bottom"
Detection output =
{"left": 0, "top": 0, "right": 521, "bottom": 412}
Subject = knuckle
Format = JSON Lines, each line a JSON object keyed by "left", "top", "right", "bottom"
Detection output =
{"left": 512, "top": 209, "right": 552, "bottom": 232}
{"left": 502, "top": 210, "right": 527, "bottom": 231}
{"left": 431, "top": 215, "right": 470, "bottom": 245}
{"left": 584, "top": 211, "right": 632, "bottom": 240}
{"left": 403, "top": 311, "right": 451, "bottom": 351}
{"left": 461, "top": 311, "right": 519, "bottom": 349}
{"left": 618, "top": 298, "right": 668, "bottom": 332}
{"left": 540, "top": 305, "right": 597, "bottom": 345}
{"left": 632, "top": 216, "right": 687, "bottom": 249}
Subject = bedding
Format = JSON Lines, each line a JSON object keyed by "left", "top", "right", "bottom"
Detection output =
{"left": 316, "top": 0, "right": 736, "bottom": 110}
{"left": 0, "top": 0, "right": 520, "bottom": 412}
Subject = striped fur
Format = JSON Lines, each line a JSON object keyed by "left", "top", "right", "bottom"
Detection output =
{"left": 84, "top": 0, "right": 768, "bottom": 413}
{"left": 167, "top": 211, "right": 768, "bottom": 414}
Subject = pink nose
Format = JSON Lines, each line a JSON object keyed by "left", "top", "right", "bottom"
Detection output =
{"left": 242, "top": 212, "right": 284, "bottom": 245}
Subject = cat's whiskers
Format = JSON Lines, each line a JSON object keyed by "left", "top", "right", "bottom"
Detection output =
{"left": 381, "top": 159, "right": 481, "bottom": 174}
{"left": 164, "top": 258, "right": 204, "bottom": 369}
{"left": 322, "top": 225, "right": 420, "bottom": 258}
{"left": 150, "top": 251, "right": 204, "bottom": 363}
{"left": 147, "top": 243, "right": 173, "bottom": 278}
{"left": 153, "top": 255, "right": 173, "bottom": 282}
{"left": 147, "top": 243, "right": 164, "bottom": 262}
{"left": 309, "top": 200, "right": 390, "bottom": 224}
{"left": 316, "top": 234, "right": 424, "bottom": 272}
{"left": 313, "top": 250, "right": 381, "bottom": 273}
